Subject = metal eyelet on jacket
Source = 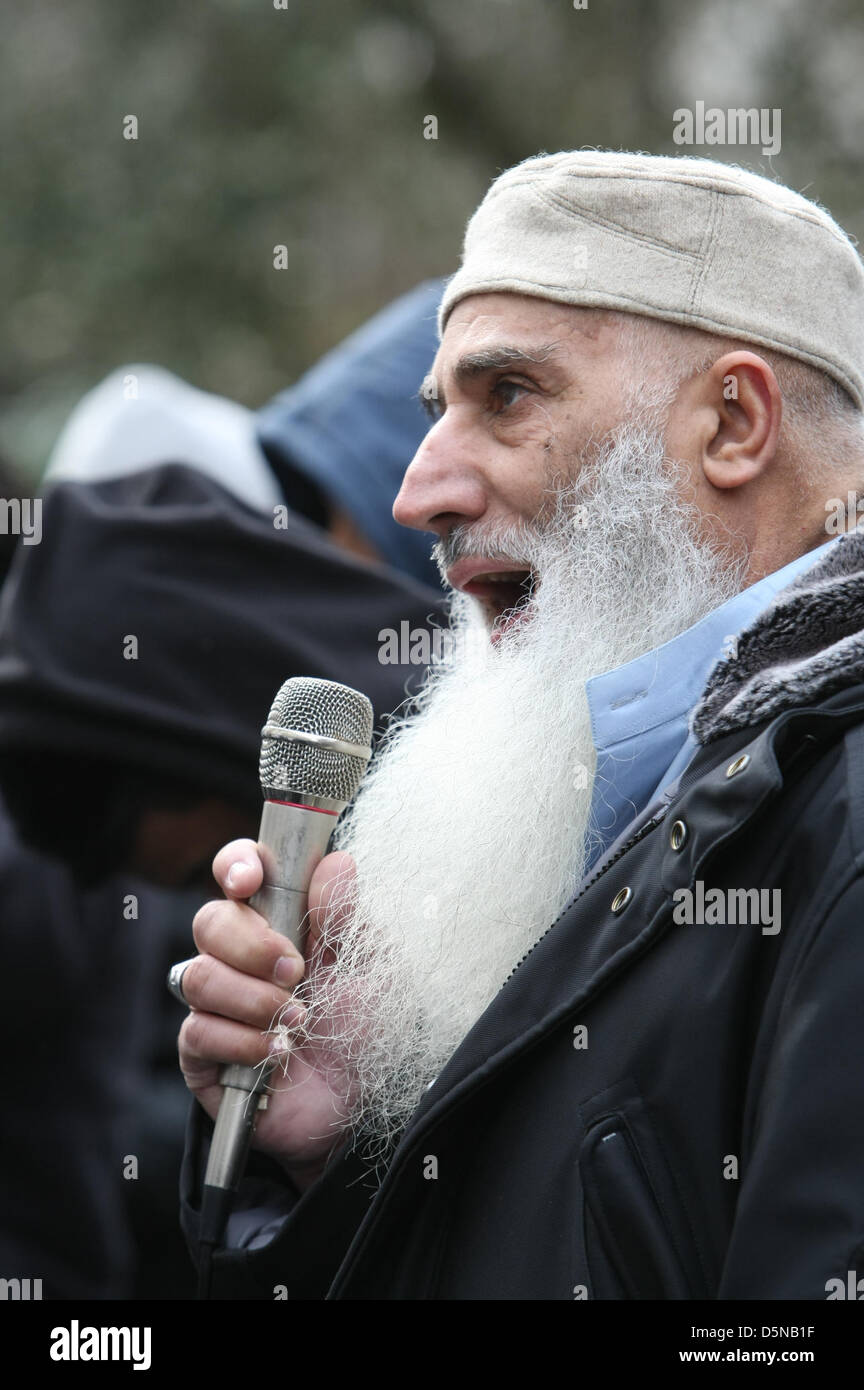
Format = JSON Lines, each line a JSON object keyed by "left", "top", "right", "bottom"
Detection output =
{"left": 669, "top": 819, "right": 688, "bottom": 850}
{"left": 726, "top": 753, "right": 750, "bottom": 778}
{"left": 611, "top": 886, "right": 633, "bottom": 913}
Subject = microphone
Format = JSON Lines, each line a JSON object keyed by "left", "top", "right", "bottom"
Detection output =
{"left": 198, "top": 677, "right": 373, "bottom": 1269}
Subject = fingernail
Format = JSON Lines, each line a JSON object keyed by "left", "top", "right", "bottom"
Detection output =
{"left": 268, "top": 1007, "right": 305, "bottom": 1052}
{"left": 226, "top": 862, "right": 248, "bottom": 892}
{"left": 274, "top": 955, "right": 299, "bottom": 987}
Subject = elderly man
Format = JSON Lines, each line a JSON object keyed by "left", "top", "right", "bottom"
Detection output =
{"left": 178, "top": 151, "right": 864, "bottom": 1299}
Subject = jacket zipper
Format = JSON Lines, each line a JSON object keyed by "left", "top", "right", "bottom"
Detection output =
{"left": 501, "top": 805, "right": 669, "bottom": 989}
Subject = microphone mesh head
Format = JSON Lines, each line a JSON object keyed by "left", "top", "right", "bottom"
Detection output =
{"left": 259, "top": 677, "right": 373, "bottom": 803}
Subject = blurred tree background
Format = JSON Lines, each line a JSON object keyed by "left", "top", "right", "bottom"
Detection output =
{"left": 2, "top": 0, "right": 863, "bottom": 481}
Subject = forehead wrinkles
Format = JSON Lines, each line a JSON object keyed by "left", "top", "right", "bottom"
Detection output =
{"left": 432, "top": 298, "right": 616, "bottom": 378}
{"left": 446, "top": 299, "right": 617, "bottom": 342}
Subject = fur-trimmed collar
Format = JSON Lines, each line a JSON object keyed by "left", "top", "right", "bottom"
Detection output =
{"left": 692, "top": 531, "right": 864, "bottom": 744}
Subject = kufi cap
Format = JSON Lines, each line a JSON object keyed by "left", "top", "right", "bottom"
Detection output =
{"left": 439, "top": 151, "right": 864, "bottom": 408}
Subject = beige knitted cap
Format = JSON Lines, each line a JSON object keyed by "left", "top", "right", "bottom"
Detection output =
{"left": 438, "top": 150, "right": 864, "bottom": 408}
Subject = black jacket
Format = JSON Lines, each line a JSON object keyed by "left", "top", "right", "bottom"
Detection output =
{"left": 0, "top": 465, "right": 445, "bottom": 809}
{"left": 181, "top": 681, "right": 864, "bottom": 1299}
{"left": 0, "top": 464, "right": 446, "bottom": 1298}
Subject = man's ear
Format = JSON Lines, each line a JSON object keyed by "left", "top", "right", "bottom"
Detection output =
{"left": 700, "top": 351, "right": 782, "bottom": 490}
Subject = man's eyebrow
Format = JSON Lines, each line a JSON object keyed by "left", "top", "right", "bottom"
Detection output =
{"left": 418, "top": 343, "right": 564, "bottom": 418}
{"left": 452, "top": 342, "right": 565, "bottom": 382}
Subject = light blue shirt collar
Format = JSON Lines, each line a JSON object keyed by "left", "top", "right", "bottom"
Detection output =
{"left": 584, "top": 538, "right": 837, "bottom": 865}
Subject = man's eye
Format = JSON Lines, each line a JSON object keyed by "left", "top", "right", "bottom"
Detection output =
{"left": 490, "top": 378, "right": 529, "bottom": 412}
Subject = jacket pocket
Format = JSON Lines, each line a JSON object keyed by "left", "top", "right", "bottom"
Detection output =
{"left": 580, "top": 1107, "right": 708, "bottom": 1299}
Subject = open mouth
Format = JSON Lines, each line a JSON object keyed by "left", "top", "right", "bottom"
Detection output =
{"left": 470, "top": 569, "right": 534, "bottom": 623}
{"left": 447, "top": 561, "right": 537, "bottom": 633}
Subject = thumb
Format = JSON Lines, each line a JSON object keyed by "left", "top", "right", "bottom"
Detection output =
{"left": 306, "top": 850, "right": 357, "bottom": 964}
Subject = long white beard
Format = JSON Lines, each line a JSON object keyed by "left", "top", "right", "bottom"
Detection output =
{"left": 291, "top": 422, "right": 747, "bottom": 1160}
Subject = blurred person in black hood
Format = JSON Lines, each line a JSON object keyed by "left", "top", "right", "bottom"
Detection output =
{"left": 0, "top": 463, "right": 443, "bottom": 889}
{"left": 7, "top": 278, "right": 446, "bottom": 886}
{"left": 0, "top": 280, "right": 446, "bottom": 1298}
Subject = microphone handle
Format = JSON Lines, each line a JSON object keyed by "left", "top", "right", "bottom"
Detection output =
{"left": 203, "top": 799, "right": 339, "bottom": 1196}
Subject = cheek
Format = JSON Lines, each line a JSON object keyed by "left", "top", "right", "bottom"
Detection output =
{"left": 487, "top": 406, "right": 565, "bottom": 510}
{"left": 491, "top": 396, "right": 558, "bottom": 450}
{"left": 489, "top": 449, "right": 552, "bottom": 519}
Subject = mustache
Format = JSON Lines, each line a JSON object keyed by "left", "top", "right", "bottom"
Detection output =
{"left": 431, "top": 516, "right": 550, "bottom": 575}
{"left": 429, "top": 468, "right": 605, "bottom": 579}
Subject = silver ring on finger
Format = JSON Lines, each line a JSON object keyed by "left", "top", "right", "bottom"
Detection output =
{"left": 167, "top": 956, "right": 198, "bottom": 1007}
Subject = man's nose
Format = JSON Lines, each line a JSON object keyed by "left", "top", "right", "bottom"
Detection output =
{"left": 393, "top": 419, "right": 488, "bottom": 537}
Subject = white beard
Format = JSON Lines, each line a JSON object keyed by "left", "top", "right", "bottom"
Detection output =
{"left": 291, "top": 421, "right": 747, "bottom": 1160}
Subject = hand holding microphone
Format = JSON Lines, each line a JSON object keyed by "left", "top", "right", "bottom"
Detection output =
{"left": 178, "top": 842, "right": 357, "bottom": 1178}
{"left": 174, "top": 678, "right": 372, "bottom": 1288}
